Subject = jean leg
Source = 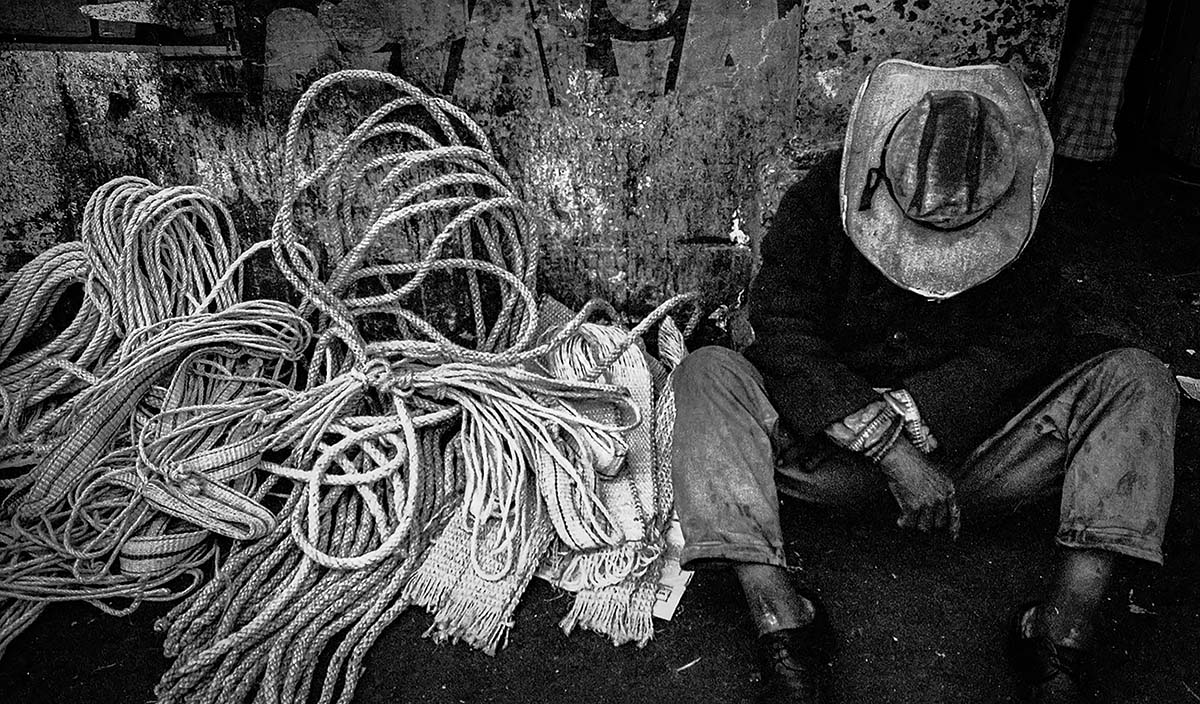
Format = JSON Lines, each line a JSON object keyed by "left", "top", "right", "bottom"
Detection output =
{"left": 775, "top": 443, "right": 888, "bottom": 509}
{"left": 957, "top": 348, "right": 1179, "bottom": 564}
{"left": 670, "top": 346, "right": 788, "bottom": 569}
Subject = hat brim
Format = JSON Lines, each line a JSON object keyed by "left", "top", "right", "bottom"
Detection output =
{"left": 840, "top": 60, "right": 1053, "bottom": 299}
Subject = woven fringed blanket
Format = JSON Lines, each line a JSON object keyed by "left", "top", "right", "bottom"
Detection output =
{"left": 407, "top": 297, "right": 686, "bottom": 651}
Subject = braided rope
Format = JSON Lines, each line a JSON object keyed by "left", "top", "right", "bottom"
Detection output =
{"left": 0, "top": 175, "right": 303, "bottom": 662}
{"left": 0, "top": 69, "right": 700, "bottom": 701}
{"left": 0, "top": 243, "right": 115, "bottom": 447}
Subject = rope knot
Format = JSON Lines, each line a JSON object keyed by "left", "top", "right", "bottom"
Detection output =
{"left": 380, "top": 371, "right": 415, "bottom": 398}
{"left": 162, "top": 461, "right": 205, "bottom": 496}
{"left": 175, "top": 472, "right": 205, "bottom": 497}
{"left": 348, "top": 368, "right": 370, "bottom": 386}
{"left": 360, "top": 359, "right": 415, "bottom": 398}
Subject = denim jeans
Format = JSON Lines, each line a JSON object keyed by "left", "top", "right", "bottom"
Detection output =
{"left": 670, "top": 346, "right": 1179, "bottom": 569}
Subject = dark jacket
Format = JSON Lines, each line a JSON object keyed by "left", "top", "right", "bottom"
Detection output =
{"left": 743, "top": 152, "right": 1069, "bottom": 464}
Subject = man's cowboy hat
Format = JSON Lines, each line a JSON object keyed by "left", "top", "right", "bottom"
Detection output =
{"left": 840, "top": 59, "right": 1053, "bottom": 299}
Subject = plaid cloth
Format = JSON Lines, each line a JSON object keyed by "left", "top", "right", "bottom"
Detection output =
{"left": 1053, "top": 0, "right": 1148, "bottom": 161}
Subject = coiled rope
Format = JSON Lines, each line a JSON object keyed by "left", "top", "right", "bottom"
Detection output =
{"left": 0, "top": 68, "right": 699, "bottom": 703}
{"left": 0, "top": 175, "right": 302, "bottom": 661}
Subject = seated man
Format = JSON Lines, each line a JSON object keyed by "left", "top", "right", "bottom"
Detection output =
{"left": 670, "top": 59, "right": 1179, "bottom": 704}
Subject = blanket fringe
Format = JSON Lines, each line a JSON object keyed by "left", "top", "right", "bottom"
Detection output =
{"left": 407, "top": 512, "right": 554, "bottom": 656}
{"left": 547, "top": 540, "right": 662, "bottom": 592}
{"left": 558, "top": 563, "right": 660, "bottom": 647}
{"left": 402, "top": 519, "right": 474, "bottom": 614}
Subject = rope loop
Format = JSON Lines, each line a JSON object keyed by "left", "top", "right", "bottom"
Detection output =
{"left": 0, "top": 68, "right": 705, "bottom": 703}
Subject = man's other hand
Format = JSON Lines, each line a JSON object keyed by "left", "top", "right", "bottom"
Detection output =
{"left": 877, "top": 437, "right": 960, "bottom": 538}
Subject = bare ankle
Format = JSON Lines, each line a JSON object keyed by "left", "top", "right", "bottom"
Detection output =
{"left": 735, "top": 564, "right": 815, "bottom": 634}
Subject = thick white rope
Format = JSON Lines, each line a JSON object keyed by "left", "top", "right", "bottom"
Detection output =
{"left": 0, "top": 69, "right": 699, "bottom": 703}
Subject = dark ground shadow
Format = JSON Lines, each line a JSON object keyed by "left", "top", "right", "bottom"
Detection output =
{"left": 1, "top": 155, "right": 1199, "bottom": 704}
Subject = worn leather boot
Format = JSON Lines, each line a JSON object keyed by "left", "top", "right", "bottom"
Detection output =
{"left": 755, "top": 595, "right": 833, "bottom": 704}
{"left": 1007, "top": 602, "right": 1096, "bottom": 703}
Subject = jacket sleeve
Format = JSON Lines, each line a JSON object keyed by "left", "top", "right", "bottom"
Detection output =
{"left": 902, "top": 238, "right": 1065, "bottom": 460}
{"left": 744, "top": 155, "right": 881, "bottom": 442}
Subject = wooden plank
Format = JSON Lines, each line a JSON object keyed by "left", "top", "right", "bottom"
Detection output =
{"left": 96, "top": 21, "right": 138, "bottom": 39}
{"left": 2, "top": 42, "right": 239, "bottom": 56}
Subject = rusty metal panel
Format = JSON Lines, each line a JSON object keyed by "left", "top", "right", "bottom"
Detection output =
{"left": 0, "top": 0, "right": 1070, "bottom": 321}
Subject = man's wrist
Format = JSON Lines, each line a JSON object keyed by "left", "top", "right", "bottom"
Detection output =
{"left": 876, "top": 433, "right": 917, "bottom": 474}
{"left": 824, "top": 400, "right": 902, "bottom": 460}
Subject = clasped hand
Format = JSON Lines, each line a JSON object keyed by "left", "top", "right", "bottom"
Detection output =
{"left": 878, "top": 437, "right": 960, "bottom": 538}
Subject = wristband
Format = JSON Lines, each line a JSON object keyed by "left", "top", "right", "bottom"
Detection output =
{"left": 847, "top": 405, "right": 899, "bottom": 453}
{"left": 883, "top": 389, "right": 937, "bottom": 454}
{"left": 826, "top": 401, "right": 902, "bottom": 459}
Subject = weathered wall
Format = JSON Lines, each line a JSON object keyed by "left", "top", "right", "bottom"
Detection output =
{"left": 0, "top": 0, "right": 1070, "bottom": 323}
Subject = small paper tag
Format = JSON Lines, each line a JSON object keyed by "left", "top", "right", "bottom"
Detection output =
{"left": 653, "top": 512, "right": 694, "bottom": 621}
{"left": 1178, "top": 375, "right": 1200, "bottom": 402}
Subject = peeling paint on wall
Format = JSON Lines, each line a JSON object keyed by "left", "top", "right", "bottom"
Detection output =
{"left": 492, "top": 1, "right": 797, "bottom": 313}
{"left": 0, "top": 51, "right": 167, "bottom": 264}
{"left": 792, "top": 0, "right": 1067, "bottom": 153}
{"left": 0, "top": 0, "right": 1070, "bottom": 326}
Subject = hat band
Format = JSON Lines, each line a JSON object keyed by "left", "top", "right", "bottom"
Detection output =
{"left": 856, "top": 110, "right": 998, "bottom": 233}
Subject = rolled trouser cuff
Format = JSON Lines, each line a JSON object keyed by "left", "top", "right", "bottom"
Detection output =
{"left": 680, "top": 539, "right": 787, "bottom": 571}
{"left": 1056, "top": 524, "right": 1164, "bottom": 565}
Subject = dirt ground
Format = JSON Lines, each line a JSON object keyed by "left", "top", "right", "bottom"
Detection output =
{"left": 2, "top": 153, "right": 1199, "bottom": 704}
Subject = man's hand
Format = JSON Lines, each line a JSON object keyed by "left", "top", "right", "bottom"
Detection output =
{"left": 877, "top": 437, "right": 960, "bottom": 538}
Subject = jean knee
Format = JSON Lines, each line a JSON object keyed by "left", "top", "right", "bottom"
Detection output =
{"left": 1095, "top": 348, "right": 1178, "bottom": 406}
{"left": 671, "top": 345, "right": 778, "bottom": 454}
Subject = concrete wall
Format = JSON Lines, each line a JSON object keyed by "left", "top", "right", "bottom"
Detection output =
{"left": 0, "top": 0, "right": 1070, "bottom": 324}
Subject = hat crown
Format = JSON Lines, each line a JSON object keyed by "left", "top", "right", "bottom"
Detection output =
{"left": 840, "top": 60, "right": 1053, "bottom": 299}
{"left": 883, "top": 90, "right": 1017, "bottom": 230}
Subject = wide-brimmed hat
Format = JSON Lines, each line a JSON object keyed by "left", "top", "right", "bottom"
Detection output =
{"left": 840, "top": 60, "right": 1053, "bottom": 299}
